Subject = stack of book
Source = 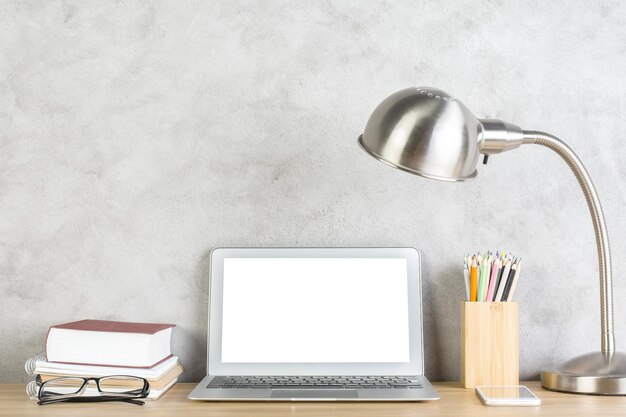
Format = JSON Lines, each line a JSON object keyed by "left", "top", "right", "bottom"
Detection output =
{"left": 26, "top": 320, "right": 182, "bottom": 400}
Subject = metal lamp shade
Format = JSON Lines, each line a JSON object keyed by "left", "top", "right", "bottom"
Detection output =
{"left": 358, "top": 87, "right": 482, "bottom": 182}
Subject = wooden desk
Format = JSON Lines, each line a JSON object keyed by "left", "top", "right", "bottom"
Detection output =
{"left": 1, "top": 382, "right": 625, "bottom": 417}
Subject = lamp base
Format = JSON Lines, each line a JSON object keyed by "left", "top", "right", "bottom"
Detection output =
{"left": 542, "top": 351, "right": 626, "bottom": 395}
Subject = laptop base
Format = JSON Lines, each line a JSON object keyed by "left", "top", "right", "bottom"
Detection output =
{"left": 189, "top": 375, "right": 440, "bottom": 401}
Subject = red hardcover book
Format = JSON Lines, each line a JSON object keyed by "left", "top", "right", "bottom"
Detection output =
{"left": 46, "top": 319, "right": 175, "bottom": 368}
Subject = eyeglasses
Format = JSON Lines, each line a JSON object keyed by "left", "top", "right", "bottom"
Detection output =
{"left": 36, "top": 375, "right": 150, "bottom": 406}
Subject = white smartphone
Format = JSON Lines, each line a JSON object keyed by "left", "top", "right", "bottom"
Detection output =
{"left": 475, "top": 385, "right": 541, "bottom": 406}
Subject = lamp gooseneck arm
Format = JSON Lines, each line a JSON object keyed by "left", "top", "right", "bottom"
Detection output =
{"left": 521, "top": 130, "right": 614, "bottom": 353}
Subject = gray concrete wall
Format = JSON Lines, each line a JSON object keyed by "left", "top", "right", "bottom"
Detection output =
{"left": 1, "top": 0, "right": 625, "bottom": 382}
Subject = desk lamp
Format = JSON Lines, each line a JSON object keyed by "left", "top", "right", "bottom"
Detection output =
{"left": 358, "top": 87, "right": 626, "bottom": 395}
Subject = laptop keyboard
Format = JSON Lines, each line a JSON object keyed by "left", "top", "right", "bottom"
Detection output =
{"left": 207, "top": 376, "right": 423, "bottom": 389}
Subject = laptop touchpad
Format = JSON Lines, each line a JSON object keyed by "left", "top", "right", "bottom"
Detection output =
{"left": 270, "top": 389, "right": 358, "bottom": 399}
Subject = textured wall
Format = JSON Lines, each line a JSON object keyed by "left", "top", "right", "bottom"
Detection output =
{"left": 1, "top": 0, "right": 625, "bottom": 383}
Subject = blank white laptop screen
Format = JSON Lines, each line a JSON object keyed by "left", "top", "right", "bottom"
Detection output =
{"left": 221, "top": 258, "right": 410, "bottom": 363}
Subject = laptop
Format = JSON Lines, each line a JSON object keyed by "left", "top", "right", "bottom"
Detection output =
{"left": 189, "top": 247, "right": 440, "bottom": 401}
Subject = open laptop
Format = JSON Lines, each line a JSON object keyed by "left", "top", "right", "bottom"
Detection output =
{"left": 189, "top": 247, "right": 439, "bottom": 401}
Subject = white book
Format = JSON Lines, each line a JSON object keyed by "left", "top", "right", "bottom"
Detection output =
{"left": 27, "top": 355, "right": 180, "bottom": 380}
{"left": 45, "top": 320, "right": 174, "bottom": 368}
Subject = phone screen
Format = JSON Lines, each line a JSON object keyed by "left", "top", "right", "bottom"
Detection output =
{"left": 478, "top": 386, "right": 535, "bottom": 399}
{"left": 476, "top": 386, "right": 540, "bottom": 406}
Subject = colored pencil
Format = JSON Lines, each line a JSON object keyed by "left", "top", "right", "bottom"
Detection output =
{"left": 494, "top": 258, "right": 511, "bottom": 302}
{"left": 477, "top": 255, "right": 489, "bottom": 302}
{"left": 492, "top": 259, "right": 505, "bottom": 301}
{"left": 485, "top": 258, "right": 500, "bottom": 301}
{"left": 506, "top": 259, "right": 522, "bottom": 301}
{"left": 470, "top": 257, "right": 478, "bottom": 302}
{"left": 463, "top": 261, "right": 470, "bottom": 300}
{"left": 501, "top": 259, "right": 518, "bottom": 301}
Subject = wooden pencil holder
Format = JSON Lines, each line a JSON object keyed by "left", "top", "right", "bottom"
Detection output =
{"left": 461, "top": 302, "right": 519, "bottom": 388}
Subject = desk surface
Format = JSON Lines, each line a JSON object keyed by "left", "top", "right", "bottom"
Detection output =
{"left": 2, "top": 381, "right": 625, "bottom": 417}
